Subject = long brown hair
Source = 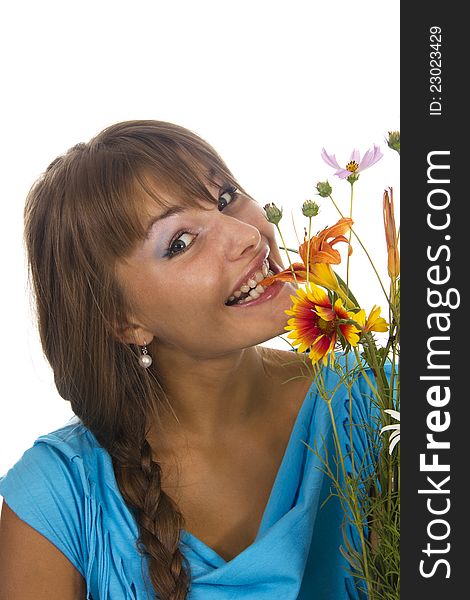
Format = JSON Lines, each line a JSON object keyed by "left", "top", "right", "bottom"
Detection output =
{"left": 24, "top": 120, "right": 248, "bottom": 599}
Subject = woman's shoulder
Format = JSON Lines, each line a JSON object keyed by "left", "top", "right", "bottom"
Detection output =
{"left": 22, "top": 417, "right": 104, "bottom": 477}
{"left": 33, "top": 416, "right": 102, "bottom": 459}
{"left": 0, "top": 417, "right": 109, "bottom": 505}
{"left": 260, "top": 348, "right": 387, "bottom": 432}
{"left": 0, "top": 418, "right": 106, "bottom": 578}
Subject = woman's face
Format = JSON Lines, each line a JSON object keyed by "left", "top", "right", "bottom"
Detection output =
{"left": 116, "top": 176, "right": 296, "bottom": 358}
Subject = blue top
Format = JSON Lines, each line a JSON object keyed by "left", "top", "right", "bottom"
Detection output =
{"left": 0, "top": 359, "right": 381, "bottom": 599}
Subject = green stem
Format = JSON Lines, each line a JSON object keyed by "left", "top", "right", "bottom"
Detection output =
{"left": 357, "top": 332, "right": 395, "bottom": 526}
{"left": 346, "top": 355, "right": 355, "bottom": 476}
{"left": 352, "top": 347, "right": 379, "bottom": 400}
{"left": 328, "top": 194, "right": 391, "bottom": 305}
{"left": 326, "top": 398, "right": 372, "bottom": 596}
{"left": 279, "top": 246, "right": 299, "bottom": 254}
{"left": 306, "top": 217, "right": 312, "bottom": 287}
{"left": 363, "top": 333, "right": 388, "bottom": 396}
{"left": 335, "top": 272, "right": 360, "bottom": 307}
{"left": 346, "top": 183, "right": 354, "bottom": 294}
{"left": 276, "top": 224, "right": 299, "bottom": 287}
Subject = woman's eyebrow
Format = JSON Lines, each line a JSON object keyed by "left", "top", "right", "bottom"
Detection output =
{"left": 145, "top": 206, "right": 188, "bottom": 238}
{"left": 144, "top": 174, "right": 223, "bottom": 238}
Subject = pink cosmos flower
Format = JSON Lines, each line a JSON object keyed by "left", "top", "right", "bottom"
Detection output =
{"left": 321, "top": 145, "right": 383, "bottom": 179}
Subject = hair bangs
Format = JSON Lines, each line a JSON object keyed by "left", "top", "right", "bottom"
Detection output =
{"left": 89, "top": 120, "right": 249, "bottom": 247}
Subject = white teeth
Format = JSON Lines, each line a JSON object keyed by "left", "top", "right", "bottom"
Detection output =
{"left": 227, "top": 257, "right": 273, "bottom": 304}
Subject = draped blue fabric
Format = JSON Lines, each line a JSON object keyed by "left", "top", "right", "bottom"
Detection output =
{"left": 0, "top": 358, "right": 383, "bottom": 599}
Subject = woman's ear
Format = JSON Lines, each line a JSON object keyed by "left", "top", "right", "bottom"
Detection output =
{"left": 113, "top": 319, "right": 154, "bottom": 346}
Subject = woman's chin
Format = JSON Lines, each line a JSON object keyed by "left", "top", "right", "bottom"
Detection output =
{"left": 275, "top": 280, "right": 297, "bottom": 306}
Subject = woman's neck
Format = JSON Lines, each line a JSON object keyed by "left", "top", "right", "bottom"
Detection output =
{"left": 147, "top": 345, "right": 273, "bottom": 445}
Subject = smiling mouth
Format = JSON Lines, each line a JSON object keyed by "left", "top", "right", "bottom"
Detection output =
{"left": 225, "top": 256, "right": 278, "bottom": 306}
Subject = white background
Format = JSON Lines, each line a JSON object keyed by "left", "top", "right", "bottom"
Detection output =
{"left": 0, "top": 0, "right": 399, "bottom": 477}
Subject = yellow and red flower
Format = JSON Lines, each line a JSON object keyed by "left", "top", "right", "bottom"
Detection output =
{"left": 284, "top": 283, "right": 361, "bottom": 366}
{"left": 260, "top": 217, "right": 353, "bottom": 293}
{"left": 354, "top": 305, "right": 389, "bottom": 333}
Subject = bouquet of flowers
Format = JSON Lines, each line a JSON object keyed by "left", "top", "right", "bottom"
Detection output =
{"left": 261, "top": 132, "right": 400, "bottom": 599}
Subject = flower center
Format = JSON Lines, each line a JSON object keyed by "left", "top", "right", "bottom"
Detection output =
{"left": 346, "top": 160, "right": 359, "bottom": 173}
{"left": 318, "top": 317, "right": 336, "bottom": 336}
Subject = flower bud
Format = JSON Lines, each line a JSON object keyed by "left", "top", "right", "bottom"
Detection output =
{"left": 387, "top": 131, "right": 400, "bottom": 155}
{"left": 383, "top": 187, "right": 400, "bottom": 280}
{"left": 263, "top": 202, "right": 283, "bottom": 225}
{"left": 302, "top": 199, "right": 320, "bottom": 218}
{"left": 347, "top": 173, "right": 360, "bottom": 185}
{"left": 316, "top": 181, "right": 332, "bottom": 198}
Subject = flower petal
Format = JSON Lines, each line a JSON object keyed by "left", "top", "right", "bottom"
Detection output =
{"left": 259, "top": 263, "right": 305, "bottom": 287}
{"left": 321, "top": 148, "right": 342, "bottom": 170}
{"left": 380, "top": 424, "right": 400, "bottom": 433}
{"left": 300, "top": 218, "right": 353, "bottom": 265}
{"left": 384, "top": 409, "right": 400, "bottom": 421}
{"left": 334, "top": 169, "right": 353, "bottom": 179}
{"left": 364, "top": 305, "right": 389, "bottom": 333}
{"left": 308, "top": 264, "right": 340, "bottom": 291}
{"left": 369, "top": 318, "right": 388, "bottom": 333}
{"left": 325, "top": 334, "right": 337, "bottom": 366}
{"left": 373, "top": 144, "right": 384, "bottom": 163}
{"left": 318, "top": 217, "right": 354, "bottom": 240}
{"left": 358, "top": 147, "right": 373, "bottom": 170}
{"left": 368, "top": 305, "right": 382, "bottom": 322}
{"left": 333, "top": 298, "right": 349, "bottom": 319}
{"left": 339, "top": 324, "right": 361, "bottom": 346}
{"left": 314, "top": 304, "right": 336, "bottom": 321}
{"left": 354, "top": 309, "right": 366, "bottom": 328}
{"left": 359, "top": 145, "right": 383, "bottom": 171}
{"left": 350, "top": 148, "right": 360, "bottom": 163}
{"left": 308, "top": 334, "right": 331, "bottom": 366}
{"left": 310, "top": 247, "right": 341, "bottom": 264}
{"left": 306, "top": 285, "right": 327, "bottom": 304}
{"left": 389, "top": 434, "right": 400, "bottom": 455}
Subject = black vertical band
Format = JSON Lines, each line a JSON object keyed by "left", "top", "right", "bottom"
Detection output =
{"left": 401, "top": 3, "right": 467, "bottom": 597}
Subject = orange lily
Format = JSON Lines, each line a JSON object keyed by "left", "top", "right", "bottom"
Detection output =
{"left": 260, "top": 217, "right": 353, "bottom": 293}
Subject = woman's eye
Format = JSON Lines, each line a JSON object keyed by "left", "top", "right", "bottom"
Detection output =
{"left": 218, "top": 185, "right": 239, "bottom": 211}
{"left": 165, "top": 232, "right": 196, "bottom": 258}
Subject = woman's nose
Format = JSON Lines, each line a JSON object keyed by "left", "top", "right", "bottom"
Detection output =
{"left": 221, "top": 216, "right": 263, "bottom": 262}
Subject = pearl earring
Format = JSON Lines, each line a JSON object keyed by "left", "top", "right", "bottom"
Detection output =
{"left": 138, "top": 343, "right": 153, "bottom": 369}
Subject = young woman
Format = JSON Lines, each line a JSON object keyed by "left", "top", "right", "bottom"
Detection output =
{"left": 0, "top": 120, "right": 377, "bottom": 599}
